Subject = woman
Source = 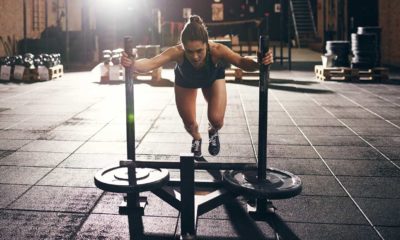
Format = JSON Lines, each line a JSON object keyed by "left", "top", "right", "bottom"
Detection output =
{"left": 121, "top": 15, "right": 273, "bottom": 158}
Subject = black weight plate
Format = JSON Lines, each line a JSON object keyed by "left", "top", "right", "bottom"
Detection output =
{"left": 351, "top": 62, "right": 375, "bottom": 69}
{"left": 326, "top": 40, "right": 350, "bottom": 45}
{"left": 94, "top": 166, "right": 169, "bottom": 193}
{"left": 352, "top": 50, "right": 377, "bottom": 55}
{"left": 357, "top": 26, "right": 381, "bottom": 34}
{"left": 223, "top": 168, "right": 302, "bottom": 199}
{"left": 114, "top": 168, "right": 150, "bottom": 181}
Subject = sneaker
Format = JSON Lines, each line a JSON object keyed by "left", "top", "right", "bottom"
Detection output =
{"left": 191, "top": 139, "right": 202, "bottom": 158}
{"left": 208, "top": 130, "right": 220, "bottom": 156}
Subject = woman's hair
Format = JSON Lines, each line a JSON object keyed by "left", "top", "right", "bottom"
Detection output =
{"left": 180, "top": 15, "right": 209, "bottom": 45}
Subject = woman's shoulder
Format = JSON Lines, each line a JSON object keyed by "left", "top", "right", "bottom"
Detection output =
{"left": 171, "top": 44, "right": 185, "bottom": 52}
{"left": 165, "top": 44, "right": 184, "bottom": 56}
{"left": 161, "top": 44, "right": 184, "bottom": 62}
{"left": 209, "top": 41, "right": 230, "bottom": 59}
{"left": 209, "top": 41, "right": 221, "bottom": 52}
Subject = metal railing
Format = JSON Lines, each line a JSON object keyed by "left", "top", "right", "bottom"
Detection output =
{"left": 289, "top": 0, "right": 301, "bottom": 47}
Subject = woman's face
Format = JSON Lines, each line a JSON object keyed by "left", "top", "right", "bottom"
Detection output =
{"left": 183, "top": 40, "right": 207, "bottom": 68}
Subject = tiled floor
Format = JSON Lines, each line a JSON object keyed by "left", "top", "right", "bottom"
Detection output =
{"left": 0, "top": 63, "right": 399, "bottom": 239}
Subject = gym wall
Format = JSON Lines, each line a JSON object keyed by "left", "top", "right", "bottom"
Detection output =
{"left": 379, "top": 0, "right": 400, "bottom": 67}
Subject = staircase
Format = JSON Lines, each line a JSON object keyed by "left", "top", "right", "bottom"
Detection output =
{"left": 290, "top": 0, "right": 317, "bottom": 48}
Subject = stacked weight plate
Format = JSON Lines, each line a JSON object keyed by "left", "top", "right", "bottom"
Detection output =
{"left": 326, "top": 41, "right": 351, "bottom": 67}
{"left": 351, "top": 26, "right": 381, "bottom": 69}
{"left": 357, "top": 26, "right": 381, "bottom": 66}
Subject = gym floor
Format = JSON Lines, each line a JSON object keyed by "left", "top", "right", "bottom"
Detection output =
{"left": 0, "top": 53, "right": 399, "bottom": 239}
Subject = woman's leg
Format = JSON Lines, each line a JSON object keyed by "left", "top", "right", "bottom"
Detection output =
{"left": 202, "top": 79, "right": 227, "bottom": 131}
{"left": 175, "top": 85, "right": 203, "bottom": 157}
{"left": 175, "top": 85, "right": 201, "bottom": 139}
{"left": 202, "top": 79, "right": 227, "bottom": 155}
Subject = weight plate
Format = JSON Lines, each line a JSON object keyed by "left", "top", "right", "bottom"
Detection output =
{"left": 357, "top": 26, "right": 381, "bottom": 35}
{"left": 114, "top": 168, "right": 150, "bottom": 181}
{"left": 94, "top": 165, "right": 169, "bottom": 193}
{"left": 351, "top": 62, "right": 375, "bottom": 69}
{"left": 223, "top": 168, "right": 302, "bottom": 199}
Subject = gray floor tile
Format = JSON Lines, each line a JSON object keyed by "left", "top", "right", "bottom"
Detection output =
{"left": 75, "top": 213, "right": 130, "bottom": 239}
{"left": 333, "top": 110, "right": 381, "bottom": 119}
{"left": 91, "top": 191, "right": 178, "bottom": 217}
{"left": 137, "top": 142, "right": 255, "bottom": 158}
{"left": 0, "top": 151, "right": 69, "bottom": 167}
{"left": 355, "top": 198, "right": 400, "bottom": 226}
{"left": 339, "top": 176, "right": 400, "bottom": 198}
{"left": 325, "top": 107, "right": 379, "bottom": 119}
{"left": 142, "top": 132, "right": 196, "bottom": 143}
{"left": 368, "top": 107, "right": 400, "bottom": 120}
{"left": 327, "top": 159, "right": 400, "bottom": 177}
{"left": 352, "top": 127, "right": 400, "bottom": 136}
{"left": 0, "top": 210, "right": 85, "bottom": 239}
{"left": 150, "top": 123, "right": 188, "bottom": 133}
{"left": 185, "top": 197, "right": 275, "bottom": 239}
{"left": 294, "top": 118, "right": 343, "bottom": 127}
{"left": 52, "top": 122, "right": 105, "bottom": 133}
{"left": 0, "top": 139, "right": 31, "bottom": 151}
{"left": 341, "top": 119, "right": 395, "bottom": 128}
{"left": 136, "top": 142, "right": 192, "bottom": 156}
{"left": 0, "top": 129, "right": 42, "bottom": 140}
{"left": 59, "top": 153, "right": 124, "bottom": 168}
{"left": 376, "top": 147, "right": 400, "bottom": 160}
{"left": 287, "top": 110, "right": 333, "bottom": 119}
{"left": 265, "top": 134, "right": 309, "bottom": 145}
{"left": 9, "top": 121, "right": 58, "bottom": 131}
{"left": 196, "top": 218, "right": 271, "bottom": 239}
{"left": 40, "top": 129, "right": 96, "bottom": 141}
{"left": 0, "top": 184, "right": 30, "bottom": 208}
{"left": 9, "top": 186, "right": 102, "bottom": 213}
{"left": 269, "top": 158, "right": 330, "bottom": 175}
{"left": 377, "top": 226, "right": 400, "bottom": 240}
{"left": 0, "top": 150, "right": 11, "bottom": 158}
{"left": 19, "top": 140, "right": 84, "bottom": 153}
{"left": 273, "top": 196, "right": 369, "bottom": 225}
{"left": 220, "top": 125, "right": 254, "bottom": 134}
{"left": 253, "top": 126, "right": 302, "bottom": 135}
{"left": 92, "top": 192, "right": 124, "bottom": 214}
{"left": 307, "top": 135, "right": 369, "bottom": 146}
{"left": 0, "top": 166, "right": 51, "bottom": 184}
{"left": 37, "top": 168, "right": 99, "bottom": 187}
{"left": 300, "top": 126, "right": 355, "bottom": 136}
{"left": 298, "top": 175, "right": 347, "bottom": 196}
{"left": 267, "top": 145, "right": 319, "bottom": 159}
{"left": 286, "top": 222, "right": 380, "bottom": 240}
{"left": 363, "top": 136, "right": 400, "bottom": 147}
{"left": 76, "top": 141, "right": 127, "bottom": 154}
{"left": 314, "top": 146, "right": 387, "bottom": 160}
{"left": 76, "top": 214, "right": 177, "bottom": 239}
{"left": 144, "top": 192, "right": 180, "bottom": 217}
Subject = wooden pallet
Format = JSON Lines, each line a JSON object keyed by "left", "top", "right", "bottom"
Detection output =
{"left": 7, "top": 65, "right": 63, "bottom": 81}
{"left": 21, "top": 68, "right": 39, "bottom": 81}
{"left": 314, "top": 65, "right": 357, "bottom": 81}
{"left": 315, "top": 65, "right": 389, "bottom": 81}
{"left": 37, "top": 65, "right": 64, "bottom": 81}
{"left": 358, "top": 67, "right": 389, "bottom": 81}
{"left": 48, "top": 65, "right": 63, "bottom": 79}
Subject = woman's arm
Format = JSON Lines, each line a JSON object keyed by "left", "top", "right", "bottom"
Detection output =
{"left": 212, "top": 43, "right": 273, "bottom": 72}
{"left": 121, "top": 46, "right": 181, "bottom": 73}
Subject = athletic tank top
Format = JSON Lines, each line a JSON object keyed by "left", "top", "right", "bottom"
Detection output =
{"left": 174, "top": 44, "right": 225, "bottom": 88}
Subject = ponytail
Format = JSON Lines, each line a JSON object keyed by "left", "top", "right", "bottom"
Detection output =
{"left": 180, "top": 15, "right": 209, "bottom": 45}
